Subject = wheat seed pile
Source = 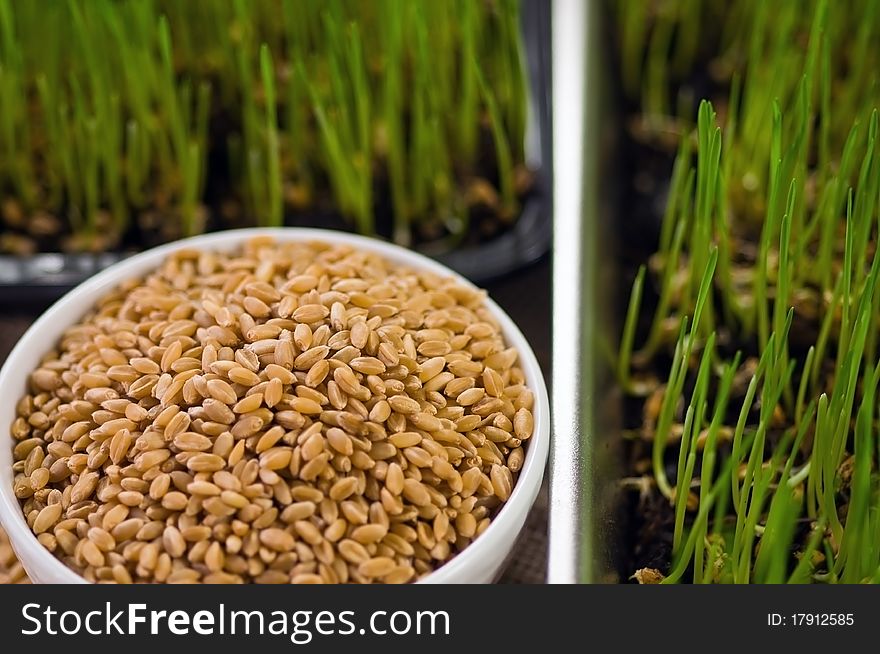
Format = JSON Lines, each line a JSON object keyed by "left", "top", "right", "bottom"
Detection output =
{"left": 10, "top": 237, "right": 534, "bottom": 583}
{"left": 0, "top": 526, "right": 28, "bottom": 583}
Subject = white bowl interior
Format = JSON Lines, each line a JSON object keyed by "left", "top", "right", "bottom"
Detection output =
{"left": 0, "top": 228, "right": 549, "bottom": 584}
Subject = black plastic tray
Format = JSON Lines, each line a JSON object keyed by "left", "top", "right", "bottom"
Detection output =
{"left": 0, "top": 0, "right": 551, "bottom": 306}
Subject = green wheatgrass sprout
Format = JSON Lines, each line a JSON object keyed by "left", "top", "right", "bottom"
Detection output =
{"left": 157, "top": 16, "right": 211, "bottom": 237}
{"left": 0, "top": 0, "right": 36, "bottom": 212}
{"left": 379, "top": 0, "right": 408, "bottom": 244}
{"left": 302, "top": 13, "right": 374, "bottom": 236}
{"left": 617, "top": 0, "right": 880, "bottom": 582}
{"left": 160, "top": 0, "right": 528, "bottom": 243}
{"left": 620, "top": 81, "right": 880, "bottom": 581}
{"left": 0, "top": 0, "right": 211, "bottom": 249}
{"left": 259, "top": 44, "right": 283, "bottom": 229}
{"left": 615, "top": 0, "right": 880, "bottom": 160}
{"left": 0, "top": 0, "right": 529, "bottom": 250}
{"left": 615, "top": 0, "right": 707, "bottom": 128}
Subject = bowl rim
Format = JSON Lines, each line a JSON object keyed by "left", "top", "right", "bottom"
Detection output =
{"left": 0, "top": 227, "right": 550, "bottom": 584}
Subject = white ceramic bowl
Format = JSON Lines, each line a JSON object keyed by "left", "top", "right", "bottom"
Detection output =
{"left": 0, "top": 228, "right": 549, "bottom": 584}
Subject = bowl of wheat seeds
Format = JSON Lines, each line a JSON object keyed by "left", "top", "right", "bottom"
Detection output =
{"left": 0, "top": 229, "right": 548, "bottom": 584}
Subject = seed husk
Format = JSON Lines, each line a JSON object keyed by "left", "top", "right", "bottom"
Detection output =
{"left": 281, "top": 501, "right": 317, "bottom": 523}
{"left": 326, "top": 427, "right": 353, "bottom": 455}
{"left": 329, "top": 477, "right": 359, "bottom": 501}
{"left": 388, "top": 395, "right": 421, "bottom": 414}
{"left": 228, "top": 366, "right": 261, "bottom": 386}
{"left": 260, "top": 528, "right": 295, "bottom": 552}
{"left": 351, "top": 523, "right": 388, "bottom": 545}
{"left": 293, "top": 304, "right": 330, "bottom": 324}
{"left": 514, "top": 407, "right": 534, "bottom": 440}
{"left": 206, "top": 379, "right": 237, "bottom": 405}
{"left": 233, "top": 393, "right": 263, "bottom": 414}
{"left": 359, "top": 556, "right": 396, "bottom": 578}
{"left": 186, "top": 453, "right": 226, "bottom": 473}
{"left": 490, "top": 464, "right": 513, "bottom": 501}
{"left": 33, "top": 503, "right": 63, "bottom": 534}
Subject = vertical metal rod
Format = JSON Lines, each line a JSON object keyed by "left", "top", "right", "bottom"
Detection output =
{"left": 548, "top": 0, "right": 602, "bottom": 583}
